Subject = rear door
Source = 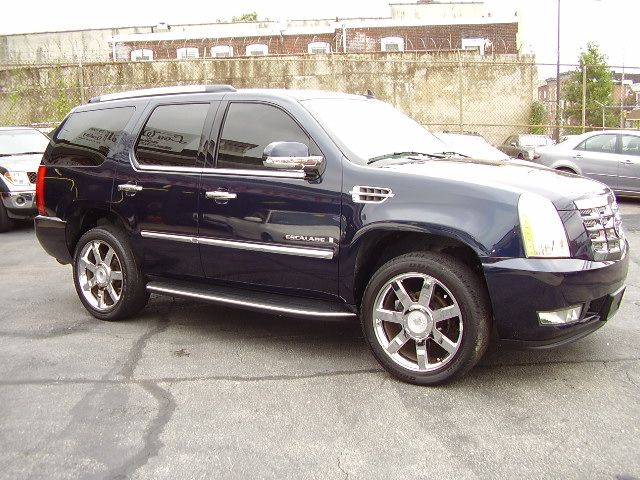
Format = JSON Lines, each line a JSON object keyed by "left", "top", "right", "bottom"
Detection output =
{"left": 570, "top": 133, "right": 619, "bottom": 190}
{"left": 112, "top": 101, "right": 216, "bottom": 279}
{"left": 197, "top": 100, "right": 342, "bottom": 298}
{"left": 618, "top": 133, "right": 640, "bottom": 194}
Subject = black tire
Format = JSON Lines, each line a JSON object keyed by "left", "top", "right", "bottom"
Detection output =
{"left": 361, "top": 252, "right": 491, "bottom": 385}
{"left": 72, "top": 225, "right": 149, "bottom": 321}
{"left": 0, "top": 203, "right": 14, "bottom": 233}
{"left": 517, "top": 153, "right": 524, "bottom": 159}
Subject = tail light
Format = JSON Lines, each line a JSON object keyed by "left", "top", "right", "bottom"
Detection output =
{"left": 36, "top": 165, "right": 46, "bottom": 216}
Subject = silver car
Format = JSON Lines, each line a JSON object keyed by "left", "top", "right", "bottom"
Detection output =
{"left": 498, "top": 134, "right": 554, "bottom": 160}
{"left": 535, "top": 129, "right": 640, "bottom": 197}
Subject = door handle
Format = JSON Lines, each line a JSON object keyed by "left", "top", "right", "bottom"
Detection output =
{"left": 205, "top": 191, "right": 237, "bottom": 201}
{"left": 118, "top": 183, "right": 143, "bottom": 196}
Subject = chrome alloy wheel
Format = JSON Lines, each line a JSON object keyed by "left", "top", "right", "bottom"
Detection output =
{"left": 77, "top": 240, "right": 124, "bottom": 311}
{"left": 372, "top": 272, "right": 463, "bottom": 372}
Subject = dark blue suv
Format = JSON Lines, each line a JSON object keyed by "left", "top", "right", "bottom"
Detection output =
{"left": 34, "top": 85, "right": 628, "bottom": 385}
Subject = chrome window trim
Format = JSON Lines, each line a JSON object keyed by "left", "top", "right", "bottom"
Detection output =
{"left": 141, "top": 231, "right": 197, "bottom": 244}
{"left": 129, "top": 153, "right": 305, "bottom": 178}
{"left": 146, "top": 284, "right": 355, "bottom": 318}
{"left": 140, "top": 230, "right": 334, "bottom": 259}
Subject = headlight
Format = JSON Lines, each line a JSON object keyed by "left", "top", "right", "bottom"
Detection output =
{"left": 519, "top": 192, "right": 570, "bottom": 258}
{"left": 3, "top": 171, "right": 31, "bottom": 186}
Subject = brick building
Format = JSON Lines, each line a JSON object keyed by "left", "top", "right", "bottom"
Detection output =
{"left": 111, "top": 17, "right": 518, "bottom": 62}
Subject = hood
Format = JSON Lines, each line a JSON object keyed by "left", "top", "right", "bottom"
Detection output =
{"left": 0, "top": 153, "right": 43, "bottom": 173}
{"left": 382, "top": 157, "right": 610, "bottom": 210}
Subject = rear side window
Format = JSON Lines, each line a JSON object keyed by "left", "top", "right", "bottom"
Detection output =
{"left": 135, "top": 103, "right": 210, "bottom": 168}
{"left": 47, "top": 107, "right": 135, "bottom": 166}
{"left": 216, "top": 102, "right": 317, "bottom": 170}
{"left": 577, "top": 134, "right": 617, "bottom": 154}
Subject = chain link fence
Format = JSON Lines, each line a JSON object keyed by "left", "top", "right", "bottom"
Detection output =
{"left": 1, "top": 52, "right": 639, "bottom": 147}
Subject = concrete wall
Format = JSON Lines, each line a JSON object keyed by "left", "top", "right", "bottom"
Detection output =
{"left": 0, "top": 52, "right": 537, "bottom": 143}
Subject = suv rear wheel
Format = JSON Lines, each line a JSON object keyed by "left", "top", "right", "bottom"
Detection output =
{"left": 73, "top": 225, "right": 149, "bottom": 321}
{"left": 361, "top": 252, "right": 491, "bottom": 385}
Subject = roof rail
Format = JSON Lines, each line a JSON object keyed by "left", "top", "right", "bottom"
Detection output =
{"left": 88, "top": 84, "right": 236, "bottom": 103}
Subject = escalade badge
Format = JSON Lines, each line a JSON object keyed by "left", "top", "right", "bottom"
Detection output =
{"left": 285, "top": 235, "right": 335, "bottom": 243}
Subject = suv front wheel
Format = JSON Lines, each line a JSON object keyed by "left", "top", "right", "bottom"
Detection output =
{"left": 73, "top": 225, "right": 149, "bottom": 321}
{"left": 361, "top": 252, "right": 491, "bottom": 385}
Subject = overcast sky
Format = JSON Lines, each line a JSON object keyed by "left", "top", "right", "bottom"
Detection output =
{"left": 1, "top": 0, "right": 637, "bottom": 73}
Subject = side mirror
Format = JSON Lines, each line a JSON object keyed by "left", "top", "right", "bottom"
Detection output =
{"left": 510, "top": 142, "right": 517, "bottom": 147}
{"left": 262, "top": 141, "right": 324, "bottom": 179}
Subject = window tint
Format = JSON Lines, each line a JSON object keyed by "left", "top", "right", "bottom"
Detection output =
{"left": 578, "top": 134, "right": 617, "bottom": 154}
{"left": 135, "top": 103, "right": 209, "bottom": 168}
{"left": 621, "top": 135, "right": 640, "bottom": 156}
{"left": 216, "top": 103, "right": 315, "bottom": 170}
{"left": 48, "top": 106, "right": 135, "bottom": 166}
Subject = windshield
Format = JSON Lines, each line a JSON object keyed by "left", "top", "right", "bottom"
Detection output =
{"left": 301, "top": 98, "right": 446, "bottom": 164}
{"left": 0, "top": 129, "right": 49, "bottom": 156}
{"left": 520, "top": 134, "right": 552, "bottom": 147}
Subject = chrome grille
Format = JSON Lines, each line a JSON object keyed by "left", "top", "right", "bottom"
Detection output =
{"left": 27, "top": 172, "right": 37, "bottom": 184}
{"left": 575, "top": 195, "right": 624, "bottom": 259}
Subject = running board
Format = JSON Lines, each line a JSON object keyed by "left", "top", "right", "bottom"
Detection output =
{"left": 146, "top": 280, "right": 357, "bottom": 320}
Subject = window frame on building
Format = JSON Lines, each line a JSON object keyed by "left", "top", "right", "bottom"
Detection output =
{"left": 307, "top": 42, "right": 331, "bottom": 54}
{"left": 245, "top": 44, "right": 268, "bottom": 56}
{"left": 211, "top": 45, "right": 234, "bottom": 58}
{"left": 131, "top": 49, "right": 154, "bottom": 61}
{"left": 176, "top": 47, "right": 200, "bottom": 60}
{"left": 380, "top": 37, "right": 405, "bottom": 52}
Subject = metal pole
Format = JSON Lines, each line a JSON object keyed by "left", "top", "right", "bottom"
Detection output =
{"left": 554, "top": 0, "right": 561, "bottom": 142}
{"left": 458, "top": 52, "right": 464, "bottom": 132}
{"left": 620, "top": 65, "right": 625, "bottom": 128}
{"left": 581, "top": 64, "right": 586, "bottom": 133}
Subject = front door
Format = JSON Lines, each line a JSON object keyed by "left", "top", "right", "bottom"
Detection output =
{"left": 618, "top": 134, "right": 640, "bottom": 195}
{"left": 571, "top": 133, "right": 619, "bottom": 191}
{"left": 198, "top": 101, "right": 342, "bottom": 298}
{"left": 112, "top": 101, "right": 214, "bottom": 279}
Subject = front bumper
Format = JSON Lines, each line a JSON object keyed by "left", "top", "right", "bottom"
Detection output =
{"left": 1, "top": 190, "right": 36, "bottom": 219}
{"left": 482, "top": 250, "right": 629, "bottom": 348}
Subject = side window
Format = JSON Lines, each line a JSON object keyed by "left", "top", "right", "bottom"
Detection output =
{"left": 135, "top": 103, "right": 209, "bottom": 168}
{"left": 48, "top": 106, "right": 135, "bottom": 166}
{"left": 216, "top": 103, "right": 317, "bottom": 170}
{"left": 578, "top": 134, "right": 617, "bottom": 154}
{"left": 621, "top": 135, "right": 640, "bottom": 156}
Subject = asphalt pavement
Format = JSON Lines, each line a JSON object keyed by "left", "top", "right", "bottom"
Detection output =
{"left": 0, "top": 201, "right": 639, "bottom": 479}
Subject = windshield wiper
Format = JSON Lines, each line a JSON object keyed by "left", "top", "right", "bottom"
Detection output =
{"left": 368, "top": 151, "right": 466, "bottom": 164}
{"left": 367, "top": 151, "right": 445, "bottom": 164}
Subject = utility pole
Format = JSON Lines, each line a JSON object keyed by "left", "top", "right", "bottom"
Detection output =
{"left": 554, "top": 0, "right": 561, "bottom": 142}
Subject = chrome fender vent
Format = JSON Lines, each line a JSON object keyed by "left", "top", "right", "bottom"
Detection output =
{"left": 349, "top": 186, "right": 395, "bottom": 204}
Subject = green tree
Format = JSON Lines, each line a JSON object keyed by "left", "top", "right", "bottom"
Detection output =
{"left": 529, "top": 101, "right": 547, "bottom": 134}
{"left": 563, "top": 42, "right": 616, "bottom": 130}
{"left": 232, "top": 12, "right": 258, "bottom": 22}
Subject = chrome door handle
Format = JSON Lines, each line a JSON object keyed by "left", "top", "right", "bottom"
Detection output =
{"left": 118, "top": 183, "right": 143, "bottom": 195}
{"left": 205, "top": 191, "right": 237, "bottom": 200}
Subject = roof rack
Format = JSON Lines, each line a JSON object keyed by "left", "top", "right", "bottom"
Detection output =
{"left": 88, "top": 84, "right": 236, "bottom": 103}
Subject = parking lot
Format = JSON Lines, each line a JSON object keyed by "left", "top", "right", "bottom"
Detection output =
{"left": 0, "top": 201, "right": 638, "bottom": 479}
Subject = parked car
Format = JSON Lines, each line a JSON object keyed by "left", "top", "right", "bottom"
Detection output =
{"left": 497, "top": 134, "right": 554, "bottom": 160}
{"left": 534, "top": 129, "right": 640, "bottom": 197}
{"left": 35, "top": 85, "right": 628, "bottom": 385}
{"left": 433, "top": 131, "right": 510, "bottom": 161}
{"left": 0, "top": 126, "right": 50, "bottom": 232}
